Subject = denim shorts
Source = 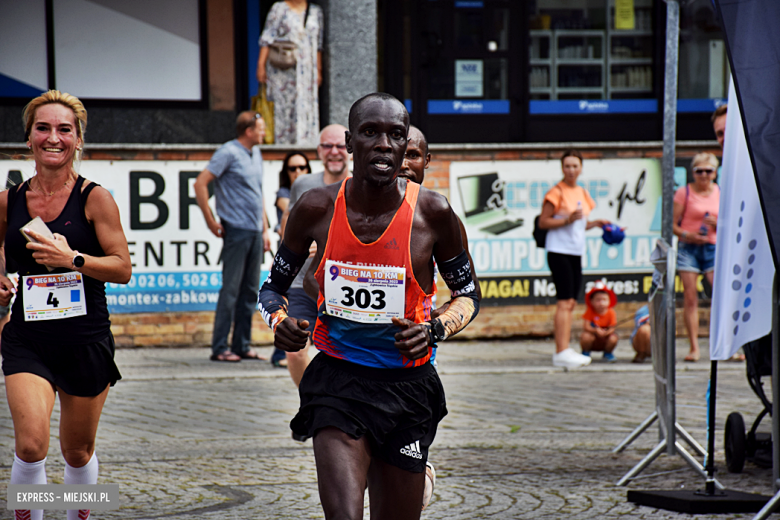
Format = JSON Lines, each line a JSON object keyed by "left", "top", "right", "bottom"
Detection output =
{"left": 677, "top": 242, "right": 716, "bottom": 274}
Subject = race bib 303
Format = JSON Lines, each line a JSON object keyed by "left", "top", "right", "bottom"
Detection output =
{"left": 324, "top": 260, "right": 405, "bottom": 323}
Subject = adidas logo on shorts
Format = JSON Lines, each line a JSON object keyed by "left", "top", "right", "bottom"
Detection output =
{"left": 400, "top": 440, "right": 423, "bottom": 459}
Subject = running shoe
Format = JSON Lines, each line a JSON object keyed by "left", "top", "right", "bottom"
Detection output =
{"left": 603, "top": 352, "right": 617, "bottom": 363}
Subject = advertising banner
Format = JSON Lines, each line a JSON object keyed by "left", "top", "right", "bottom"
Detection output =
{"left": 0, "top": 159, "right": 300, "bottom": 314}
{"left": 450, "top": 159, "right": 662, "bottom": 305}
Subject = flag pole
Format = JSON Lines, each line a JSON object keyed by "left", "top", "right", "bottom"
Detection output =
{"left": 703, "top": 360, "right": 719, "bottom": 496}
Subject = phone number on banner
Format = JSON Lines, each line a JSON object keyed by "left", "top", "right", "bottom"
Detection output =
{"left": 105, "top": 271, "right": 242, "bottom": 313}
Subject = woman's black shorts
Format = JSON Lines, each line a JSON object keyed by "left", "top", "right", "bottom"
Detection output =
{"left": 547, "top": 251, "right": 583, "bottom": 301}
{"left": 2, "top": 324, "right": 121, "bottom": 397}
{"left": 291, "top": 352, "right": 447, "bottom": 473}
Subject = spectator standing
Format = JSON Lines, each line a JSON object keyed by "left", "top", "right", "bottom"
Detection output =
{"left": 270, "top": 151, "right": 312, "bottom": 367}
{"left": 539, "top": 149, "right": 610, "bottom": 368}
{"left": 673, "top": 153, "right": 720, "bottom": 362}
{"left": 623, "top": 109, "right": 728, "bottom": 366}
{"left": 711, "top": 103, "right": 746, "bottom": 363}
{"left": 257, "top": 0, "right": 323, "bottom": 145}
{"left": 195, "top": 112, "right": 271, "bottom": 362}
{"left": 274, "top": 151, "right": 311, "bottom": 236}
{"left": 712, "top": 104, "right": 727, "bottom": 149}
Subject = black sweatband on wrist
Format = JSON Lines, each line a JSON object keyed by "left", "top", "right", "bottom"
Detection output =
{"left": 257, "top": 242, "right": 309, "bottom": 329}
{"left": 431, "top": 249, "right": 480, "bottom": 342}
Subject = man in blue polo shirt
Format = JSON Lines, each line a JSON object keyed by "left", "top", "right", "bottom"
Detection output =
{"left": 195, "top": 111, "right": 271, "bottom": 362}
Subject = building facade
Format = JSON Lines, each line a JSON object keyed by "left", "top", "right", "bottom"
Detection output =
{"left": 0, "top": 0, "right": 724, "bottom": 344}
{"left": 1, "top": 0, "right": 725, "bottom": 145}
{"left": 380, "top": 0, "right": 726, "bottom": 143}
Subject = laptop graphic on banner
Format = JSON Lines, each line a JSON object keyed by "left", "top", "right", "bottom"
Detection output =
{"left": 458, "top": 172, "right": 523, "bottom": 235}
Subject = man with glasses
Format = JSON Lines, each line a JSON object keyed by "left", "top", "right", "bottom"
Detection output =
{"left": 279, "top": 124, "right": 351, "bottom": 384}
{"left": 195, "top": 111, "right": 271, "bottom": 362}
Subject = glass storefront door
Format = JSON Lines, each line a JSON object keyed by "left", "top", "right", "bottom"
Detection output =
{"left": 411, "top": 0, "right": 522, "bottom": 143}
{"left": 528, "top": 0, "right": 656, "bottom": 114}
{"left": 381, "top": 0, "right": 722, "bottom": 143}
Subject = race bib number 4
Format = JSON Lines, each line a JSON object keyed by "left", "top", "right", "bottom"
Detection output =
{"left": 324, "top": 260, "right": 405, "bottom": 323}
{"left": 23, "top": 272, "right": 87, "bottom": 321}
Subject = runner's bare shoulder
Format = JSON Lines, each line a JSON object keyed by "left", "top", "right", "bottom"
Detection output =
{"left": 415, "top": 184, "right": 454, "bottom": 222}
{"left": 293, "top": 182, "right": 342, "bottom": 219}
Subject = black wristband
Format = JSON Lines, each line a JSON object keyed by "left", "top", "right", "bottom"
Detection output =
{"left": 437, "top": 249, "right": 476, "bottom": 297}
{"left": 268, "top": 242, "right": 308, "bottom": 288}
{"left": 257, "top": 242, "right": 309, "bottom": 326}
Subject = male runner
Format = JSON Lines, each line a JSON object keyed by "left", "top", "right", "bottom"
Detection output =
{"left": 258, "top": 93, "right": 479, "bottom": 520}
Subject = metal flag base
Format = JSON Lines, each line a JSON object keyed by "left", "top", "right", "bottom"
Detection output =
{"left": 752, "top": 480, "right": 780, "bottom": 520}
{"left": 627, "top": 489, "right": 770, "bottom": 514}
{"left": 613, "top": 412, "right": 707, "bottom": 458}
{"left": 616, "top": 435, "right": 718, "bottom": 488}
{"left": 614, "top": 410, "right": 710, "bottom": 487}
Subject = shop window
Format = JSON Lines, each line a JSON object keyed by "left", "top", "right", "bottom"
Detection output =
{"left": 528, "top": 0, "right": 655, "bottom": 114}
{"left": 677, "top": 0, "right": 728, "bottom": 113}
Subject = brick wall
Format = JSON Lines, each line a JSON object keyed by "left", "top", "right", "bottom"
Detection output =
{"left": 1, "top": 141, "right": 719, "bottom": 347}
{"left": 109, "top": 302, "right": 710, "bottom": 348}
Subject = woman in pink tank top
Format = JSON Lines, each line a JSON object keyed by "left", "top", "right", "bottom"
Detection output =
{"left": 672, "top": 152, "right": 720, "bottom": 362}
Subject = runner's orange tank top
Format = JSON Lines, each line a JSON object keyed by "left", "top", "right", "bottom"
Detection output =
{"left": 313, "top": 179, "right": 435, "bottom": 368}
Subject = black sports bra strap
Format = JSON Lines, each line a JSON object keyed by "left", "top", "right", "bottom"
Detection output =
{"left": 6, "top": 183, "right": 19, "bottom": 216}
{"left": 81, "top": 179, "right": 99, "bottom": 200}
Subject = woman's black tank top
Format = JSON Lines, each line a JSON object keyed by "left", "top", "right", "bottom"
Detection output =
{"left": 5, "top": 176, "right": 111, "bottom": 344}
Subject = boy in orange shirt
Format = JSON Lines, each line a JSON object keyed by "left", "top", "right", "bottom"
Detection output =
{"left": 580, "top": 281, "right": 619, "bottom": 362}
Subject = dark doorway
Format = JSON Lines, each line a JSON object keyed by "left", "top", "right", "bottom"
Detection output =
{"left": 405, "top": 0, "right": 524, "bottom": 143}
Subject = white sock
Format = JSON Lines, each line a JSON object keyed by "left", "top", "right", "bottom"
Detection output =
{"left": 65, "top": 454, "right": 98, "bottom": 520}
{"left": 11, "top": 454, "right": 47, "bottom": 520}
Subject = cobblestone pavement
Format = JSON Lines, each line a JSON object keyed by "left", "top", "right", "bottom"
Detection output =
{"left": 1, "top": 339, "right": 777, "bottom": 519}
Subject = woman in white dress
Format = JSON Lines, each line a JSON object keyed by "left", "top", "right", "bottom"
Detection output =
{"left": 257, "top": 0, "right": 323, "bottom": 145}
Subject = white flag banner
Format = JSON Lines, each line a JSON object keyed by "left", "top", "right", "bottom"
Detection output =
{"left": 709, "top": 79, "right": 774, "bottom": 360}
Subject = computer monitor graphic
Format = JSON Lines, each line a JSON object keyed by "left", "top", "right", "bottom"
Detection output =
{"left": 457, "top": 172, "right": 504, "bottom": 218}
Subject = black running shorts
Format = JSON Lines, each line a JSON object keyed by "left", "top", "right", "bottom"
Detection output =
{"left": 291, "top": 352, "right": 447, "bottom": 473}
{"left": 1, "top": 325, "right": 122, "bottom": 397}
{"left": 547, "top": 251, "right": 583, "bottom": 301}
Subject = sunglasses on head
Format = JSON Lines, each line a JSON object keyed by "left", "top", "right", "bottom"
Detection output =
{"left": 288, "top": 165, "right": 308, "bottom": 172}
{"left": 693, "top": 167, "right": 715, "bottom": 174}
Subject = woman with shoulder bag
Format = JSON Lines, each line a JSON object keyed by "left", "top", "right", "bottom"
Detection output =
{"left": 257, "top": 0, "right": 323, "bottom": 145}
{"left": 539, "top": 149, "right": 610, "bottom": 369}
{"left": 673, "top": 153, "right": 720, "bottom": 362}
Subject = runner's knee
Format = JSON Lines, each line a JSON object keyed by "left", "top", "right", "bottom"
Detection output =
{"left": 61, "top": 446, "right": 94, "bottom": 468}
{"left": 16, "top": 436, "right": 49, "bottom": 462}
